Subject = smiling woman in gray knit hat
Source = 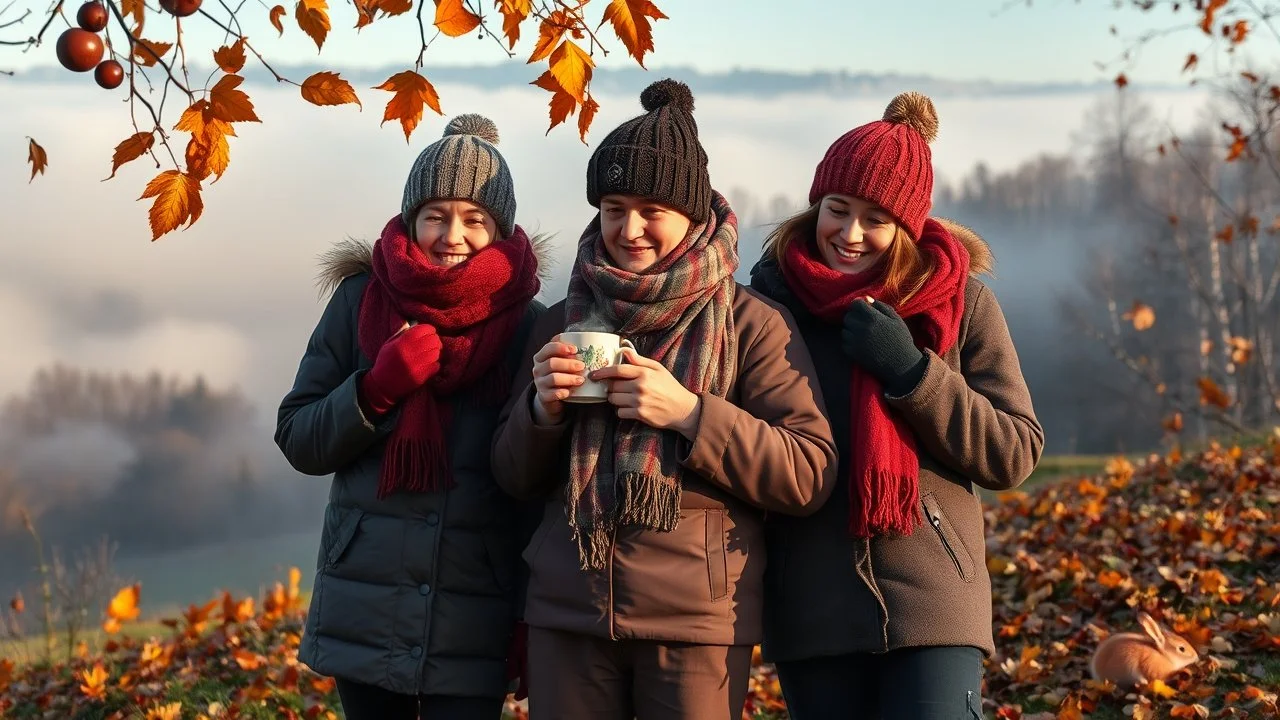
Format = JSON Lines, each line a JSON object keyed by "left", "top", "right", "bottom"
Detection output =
{"left": 492, "top": 79, "right": 837, "bottom": 720}
{"left": 275, "top": 114, "right": 545, "bottom": 720}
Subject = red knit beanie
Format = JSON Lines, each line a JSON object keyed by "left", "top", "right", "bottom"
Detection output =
{"left": 808, "top": 92, "right": 938, "bottom": 241}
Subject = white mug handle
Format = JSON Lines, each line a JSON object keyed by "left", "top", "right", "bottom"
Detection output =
{"left": 615, "top": 338, "right": 636, "bottom": 365}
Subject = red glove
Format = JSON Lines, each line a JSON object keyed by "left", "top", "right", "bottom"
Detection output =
{"left": 358, "top": 324, "right": 442, "bottom": 417}
{"left": 505, "top": 621, "right": 529, "bottom": 701}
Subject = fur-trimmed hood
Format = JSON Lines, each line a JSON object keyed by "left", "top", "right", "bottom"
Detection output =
{"left": 315, "top": 232, "right": 557, "bottom": 298}
{"left": 934, "top": 217, "right": 994, "bottom": 277}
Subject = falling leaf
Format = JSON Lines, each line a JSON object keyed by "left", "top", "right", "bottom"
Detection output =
{"left": 27, "top": 138, "right": 47, "bottom": 181}
{"left": 548, "top": 39, "right": 593, "bottom": 103}
{"left": 1115, "top": 73, "right": 1129, "bottom": 89}
{"left": 108, "top": 583, "right": 142, "bottom": 621}
{"left": 1197, "top": 377, "right": 1231, "bottom": 409}
{"left": 269, "top": 4, "right": 286, "bottom": 34}
{"left": 496, "top": 0, "right": 529, "bottom": 49}
{"left": 1162, "top": 412, "right": 1184, "bottom": 433}
{"left": 374, "top": 70, "right": 442, "bottom": 141}
{"left": 139, "top": 170, "right": 204, "bottom": 240}
{"left": 107, "top": 132, "right": 156, "bottom": 179}
{"left": 1183, "top": 53, "right": 1198, "bottom": 72}
{"left": 1216, "top": 223, "right": 1235, "bottom": 243}
{"left": 1231, "top": 20, "right": 1249, "bottom": 44}
{"left": 301, "top": 71, "right": 361, "bottom": 108}
{"left": 1122, "top": 301, "right": 1156, "bottom": 331}
{"left": 433, "top": 0, "right": 480, "bottom": 37}
{"left": 131, "top": 38, "right": 173, "bottom": 68}
{"left": 208, "top": 74, "right": 261, "bottom": 123}
{"left": 578, "top": 93, "right": 600, "bottom": 143}
{"left": 295, "top": 0, "right": 330, "bottom": 51}
{"left": 9, "top": 591, "right": 23, "bottom": 614}
{"left": 1199, "top": 0, "right": 1227, "bottom": 34}
{"left": 528, "top": 9, "right": 571, "bottom": 63}
{"left": 599, "top": 0, "right": 667, "bottom": 68}
{"left": 213, "top": 38, "right": 247, "bottom": 74}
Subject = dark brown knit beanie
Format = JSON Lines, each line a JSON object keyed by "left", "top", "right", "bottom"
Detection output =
{"left": 586, "top": 78, "right": 712, "bottom": 222}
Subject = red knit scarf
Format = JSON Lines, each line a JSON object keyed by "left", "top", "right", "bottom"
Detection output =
{"left": 781, "top": 218, "right": 968, "bottom": 536}
{"left": 358, "top": 215, "right": 540, "bottom": 499}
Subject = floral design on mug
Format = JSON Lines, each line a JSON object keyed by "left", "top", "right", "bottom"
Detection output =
{"left": 577, "top": 345, "right": 612, "bottom": 373}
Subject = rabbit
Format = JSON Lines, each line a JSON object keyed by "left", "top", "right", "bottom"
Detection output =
{"left": 1089, "top": 611, "right": 1201, "bottom": 689}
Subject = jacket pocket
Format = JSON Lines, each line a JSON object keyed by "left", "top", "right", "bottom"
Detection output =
{"left": 921, "top": 493, "right": 976, "bottom": 583}
{"left": 321, "top": 506, "right": 364, "bottom": 570}
{"left": 706, "top": 510, "right": 728, "bottom": 601}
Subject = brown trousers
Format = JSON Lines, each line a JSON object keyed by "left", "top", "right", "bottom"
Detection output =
{"left": 527, "top": 627, "right": 753, "bottom": 720}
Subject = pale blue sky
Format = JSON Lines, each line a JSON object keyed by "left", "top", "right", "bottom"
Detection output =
{"left": 2, "top": 0, "right": 1232, "bottom": 83}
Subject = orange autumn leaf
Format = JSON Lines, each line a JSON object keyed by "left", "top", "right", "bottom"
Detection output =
{"left": 122, "top": 0, "right": 144, "bottom": 31}
{"left": 132, "top": 38, "right": 173, "bottom": 67}
{"left": 145, "top": 702, "right": 183, "bottom": 720}
{"left": 9, "top": 591, "right": 23, "bottom": 614}
{"left": 185, "top": 126, "right": 231, "bottom": 183}
{"left": 496, "top": 0, "right": 530, "bottom": 49}
{"left": 288, "top": 566, "right": 302, "bottom": 605}
{"left": 108, "top": 132, "right": 156, "bottom": 179}
{"left": 528, "top": 9, "right": 571, "bottom": 63}
{"left": 433, "top": 0, "right": 480, "bottom": 37}
{"left": 139, "top": 170, "right": 204, "bottom": 240}
{"left": 1169, "top": 704, "right": 1210, "bottom": 719}
{"left": 548, "top": 39, "right": 593, "bottom": 103}
{"left": 377, "top": 0, "right": 412, "bottom": 17}
{"left": 1229, "top": 336, "right": 1254, "bottom": 365}
{"left": 1162, "top": 411, "right": 1184, "bottom": 433}
{"left": 0, "top": 658, "right": 12, "bottom": 692}
{"left": 27, "top": 137, "right": 47, "bottom": 182}
{"left": 1183, "top": 53, "right": 1198, "bottom": 72}
{"left": 214, "top": 38, "right": 247, "bottom": 74}
{"left": 209, "top": 74, "right": 261, "bottom": 123}
{"left": 1216, "top": 223, "right": 1236, "bottom": 243}
{"left": 102, "top": 616, "right": 122, "bottom": 634}
{"left": 269, "top": 4, "right": 286, "bottom": 34}
{"left": 578, "top": 93, "right": 600, "bottom": 143}
{"left": 375, "top": 70, "right": 442, "bottom": 141}
{"left": 1230, "top": 19, "right": 1249, "bottom": 43}
{"left": 1122, "top": 301, "right": 1155, "bottom": 331}
{"left": 296, "top": 0, "right": 331, "bottom": 51}
{"left": 79, "top": 662, "right": 109, "bottom": 700}
{"left": 222, "top": 591, "right": 255, "bottom": 623}
{"left": 1197, "top": 377, "right": 1231, "bottom": 409}
{"left": 107, "top": 583, "right": 141, "bottom": 621}
{"left": 1115, "top": 73, "right": 1128, "bottom": 89}
{"left": 233, "top": 648, "right": 266, "bottom": 670}
{"left": 546, "top": 90, "right": 576, "bottom": 133}
{"left": 301, "top": 71, "right": 361, "bottom": 108}
{"left": 599, "top": 0, "right": 667, "bottom": 68}
{"left": 1200, "top": 0, "right": 1227, "bottom": 34}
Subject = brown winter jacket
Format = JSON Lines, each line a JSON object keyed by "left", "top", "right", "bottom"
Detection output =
{"left": 750, "top": 220, "right": 1044, "bottom": 661}
{"left": 491, "top": 286, "right": 838, "bottom": 647}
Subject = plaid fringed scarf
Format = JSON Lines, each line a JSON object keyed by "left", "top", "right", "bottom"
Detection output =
{"left": 564, "top": 192, "right": 739, "bottom": 570}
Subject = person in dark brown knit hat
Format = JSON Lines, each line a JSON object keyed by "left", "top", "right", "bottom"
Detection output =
{"left": 492, "top": 79, "right": 837, "bottom": 720}
{"left": 749, "top": 93, "right": 1044, "bottom": 718}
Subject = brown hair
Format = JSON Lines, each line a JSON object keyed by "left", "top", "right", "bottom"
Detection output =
{"left": 763, "top": 200, "right": 933, "bottom": 304}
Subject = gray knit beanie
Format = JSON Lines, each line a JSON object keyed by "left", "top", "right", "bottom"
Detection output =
{"left": 401, "top": 114, "right": 516, "bottom": 237}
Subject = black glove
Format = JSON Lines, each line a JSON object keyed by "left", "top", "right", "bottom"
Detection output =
{"left": 841, "top": 297, "right": 927, "bottom": 396}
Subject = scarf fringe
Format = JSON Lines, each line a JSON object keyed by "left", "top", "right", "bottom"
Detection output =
{"left": 848, "top": 468, "right": 920, "bottom": 538}
{"left": 572, "top": 472, "right": 683, "bottom": 570}
{"left": 376, "top": 436, "right": 453, "bottom": 499}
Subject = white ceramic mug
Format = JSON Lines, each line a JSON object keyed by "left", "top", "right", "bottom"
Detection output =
{"left": 560, "top": 331, "right": 636, "bottom": 404}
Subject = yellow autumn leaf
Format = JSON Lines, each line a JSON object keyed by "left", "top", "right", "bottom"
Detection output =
{"left": 107, "top": 583, "right": 141, "bottom": 621}
{"left": 1122, "top": 301, "right": 1155, "bottom": 331}
{"left": 301, "top": 71, "right": 361, "bottom": 108}
{"left": 139, "top": 170, "right": 204, "bottom": 240}
{"left": 208, "top": 74, "right": 260, "bottom": 123}
{"left": 107, "top": 132, "right": 155, "bottom": 179}
{"left": 496, "top": 0, "right": 529, "bottom": 49}
{"left": 548, "top": 39, "right": 593, "bottom": 103}
{"left": 527, "top": 9, "right": 570, "bottom": 63}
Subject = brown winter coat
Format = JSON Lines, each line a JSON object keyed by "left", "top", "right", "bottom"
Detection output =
{"left": 750, "top": 220, "right": 1044, "bottom": 661}
{"left": 491, "top": 286, "right": 838, "bottom": 647}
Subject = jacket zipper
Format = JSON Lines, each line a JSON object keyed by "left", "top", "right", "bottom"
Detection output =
{"left": 928, "top": 511, "right": 964, "bottom": 578}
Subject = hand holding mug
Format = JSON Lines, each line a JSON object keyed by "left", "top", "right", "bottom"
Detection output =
{"left": 530, "top": 334, "right": 585, "bottom": 425}
{"left": 590, "top": 348, "right": 702, "bottom": 440}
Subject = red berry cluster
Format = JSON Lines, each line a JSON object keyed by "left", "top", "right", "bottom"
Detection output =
{"left": 55, "top": 2, "right": 121, "bottom": 89}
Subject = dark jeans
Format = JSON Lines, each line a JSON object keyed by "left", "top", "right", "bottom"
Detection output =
{"left": 335, "top": 678, "right": 506, "bottom": 720}
{"left": 774, "top": 646, "right": 985, "bottom": 720}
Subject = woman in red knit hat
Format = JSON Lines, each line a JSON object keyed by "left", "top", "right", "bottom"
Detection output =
{"left": 749, "top": 92, "right": 1045, "bottom": 718}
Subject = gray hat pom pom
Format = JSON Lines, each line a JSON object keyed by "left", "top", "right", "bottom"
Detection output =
{"left": 444, "top": 113, "right": 500, "bottom": 145}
